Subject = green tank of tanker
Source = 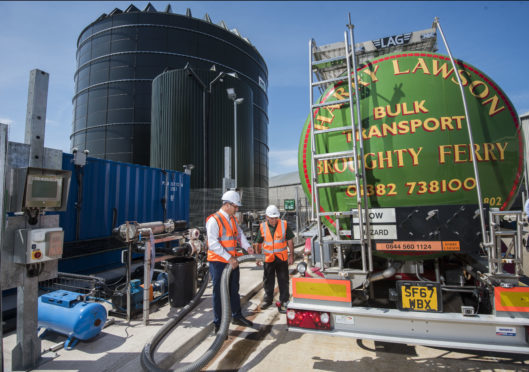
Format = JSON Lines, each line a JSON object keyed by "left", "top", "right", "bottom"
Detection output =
{"left": 298, "top": 52, "right": 524, "bottom": 258}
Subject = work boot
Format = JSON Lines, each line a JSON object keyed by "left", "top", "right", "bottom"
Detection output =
{"left": 278, "top": 302, "right": 287, "bottom": 314}
{"left": 261, "top": 299, "right": 273, "bottom": 309}
{"left": 232, "top": 316, "right": 253, "bottom": 327}
{"left": 213, "top": 323, "right": 220, "bottom": 334}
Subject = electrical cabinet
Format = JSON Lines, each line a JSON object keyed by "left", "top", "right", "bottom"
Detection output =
{"left": 14, "top": 228, "right": 64, "bottom": 264}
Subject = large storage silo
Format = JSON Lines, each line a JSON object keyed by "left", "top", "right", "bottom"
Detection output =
{"left": 151, "top": 69, "right": 254, "bottom": 190}
{"left": 71, "top": 3, "right": 269, "bottom": 191}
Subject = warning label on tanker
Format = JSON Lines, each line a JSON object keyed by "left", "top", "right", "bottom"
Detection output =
{"left": 376, "top": 241, "right": 461, "bottom": 251}
{"left": 376, "top": 241, "right": 442, "bottom": 251}
{"left": 442, "top": 241, "right": 460, "bottom": 251}
{"left": 353, "top": 224, "right": 397, "bottom": 240}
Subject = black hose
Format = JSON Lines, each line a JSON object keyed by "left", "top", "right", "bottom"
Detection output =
{"left": 141, "top": 270, "right": 210, "bottom": 372}
{"left": 141, "top": 254, "right": 264, "bottom": 372}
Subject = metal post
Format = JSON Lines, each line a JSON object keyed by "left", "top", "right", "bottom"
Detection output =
{"left": 308, "top": 39, "right": 317, "bottom": 221}
{"left": 224, "top": 147, "right": 232, "bottom": 179}
{"left": 347, "top": 18, "right": 373, "bottom": 272}
{"left": 234, "top": 100, "right": 238, "bottom": 188}
{"left": 143, "top": 236, "right": 151, "bottom": 325}
{"left": 295, "top": 186, "right": 300, "bottom": 243}
{"left": 435, "top": 18, "right": 488, "bottom": 250}
{"left": 25, "top": 69, "right": 49, "bottom": 169}
{"left": 0, "top": 123, "right": 8, "bottom": 372}
{"left": 12, "top": 69, "right": 49, "bottom": 371}
{"left": 126, "top": 240, "right": 132, "bottom": 322}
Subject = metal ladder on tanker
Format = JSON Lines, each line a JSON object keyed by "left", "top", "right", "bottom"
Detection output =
{"left": 308, "top": 19, "right": 373, "bottom": 275}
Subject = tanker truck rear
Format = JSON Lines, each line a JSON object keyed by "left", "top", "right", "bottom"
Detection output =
{"left": 287, "top": 19, "right": 529, "bottom": 354}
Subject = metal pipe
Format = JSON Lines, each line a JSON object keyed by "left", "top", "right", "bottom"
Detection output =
{"left": 143, "top": 231, "right": 152, "bottom": 325}
{"left": 234, "top": 100, "right": 238, "bottom": 188}
{"left": 369, "top": 262, "right": 401, "bottom": 282}
{"left": 348, "top": 16, "right": 372, "bottom": 272}
{"left": 308, "top": 39, "right": 317, "bottom": 221}
{"left": 435, "top": 18, "right": 488, "bottom": 251}
{"left": 127, "top": 241, "right": 132, "bottom": 322}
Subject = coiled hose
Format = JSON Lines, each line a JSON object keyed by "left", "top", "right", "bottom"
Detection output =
{"left": 141, "top": 254, "right": 264, "bottom": 372}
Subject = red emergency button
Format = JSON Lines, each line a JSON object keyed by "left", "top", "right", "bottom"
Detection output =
{"left": 33, "top": 251, "right": 42, "bottom": 259}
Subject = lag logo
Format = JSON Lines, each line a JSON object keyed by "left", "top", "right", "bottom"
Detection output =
{"left": 373, "top": 33, "right": 412, "bottom": 49}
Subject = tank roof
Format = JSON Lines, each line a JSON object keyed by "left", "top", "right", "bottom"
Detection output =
{"left": 83, "top": 2, "right": 254, "bottom": 47}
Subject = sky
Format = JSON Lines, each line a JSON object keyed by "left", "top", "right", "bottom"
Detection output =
{"left": 0, "top": 1, "right": 528, "bottom": 177}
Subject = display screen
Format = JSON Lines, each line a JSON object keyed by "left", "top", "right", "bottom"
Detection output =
{"left": 31, "top": 179, "right": 58, "bottom": 198}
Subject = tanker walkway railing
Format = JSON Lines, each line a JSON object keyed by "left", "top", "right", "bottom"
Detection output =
{"left": 307, "top": 16, "right": 372, "bottom": 275}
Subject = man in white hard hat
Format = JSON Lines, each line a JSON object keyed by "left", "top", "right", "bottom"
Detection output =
{"left": 253, "top": 204, "right": 294, "bottom": 313}
{"left": 206, "top": 190, "right": 254, "bottom": 334}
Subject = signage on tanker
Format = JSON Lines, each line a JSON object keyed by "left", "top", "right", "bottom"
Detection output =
{"left": 298, "top": 52, "right": 523, "bottom": 234}
{"left": 352, "top": 208, "right": 396, "bottom": 224}
{"left": 372, "top": 33, "right": 412, "bottom": 49}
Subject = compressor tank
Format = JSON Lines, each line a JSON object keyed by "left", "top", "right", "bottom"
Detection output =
{"left": 38, "top": 290, "right": 107, "bottom": 346}
{"left": 298, "top": 52, "right": 523, "bottom": 257}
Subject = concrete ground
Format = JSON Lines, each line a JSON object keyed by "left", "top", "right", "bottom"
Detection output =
{"left": 3, "top": 241, "right": 529, "bottom": 371}
{"left": 1, "top": 258, "right": 272, "bottom": 372}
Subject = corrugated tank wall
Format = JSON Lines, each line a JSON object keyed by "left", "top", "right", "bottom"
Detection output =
{"left": 151, "top": 69, "right": 254, "bottom": 190}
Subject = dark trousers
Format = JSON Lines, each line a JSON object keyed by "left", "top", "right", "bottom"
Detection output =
{"left": 209, "top": 261, "right": 242, "bottom": 326}
{"left": 263, "top": 258, "right": 290, "bottom": 304}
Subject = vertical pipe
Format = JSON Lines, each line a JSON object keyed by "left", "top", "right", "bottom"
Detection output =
{"left": 143, "top": 232, "right": 152, "bottom": 325}
{"left": 344, "top": 30, "right": 366, "bottom": 273}
{"left": 295, "top": 186, "right": 300, "bottom": 243}
{"left": 435, "top": 19, "right": 488, "bottom": 250}
{"left": 348, "top": 19, "right": 373, "bottom": 272}
{"left": 202, "top": 90, "right": 207, "bottom": 222}
{"left": 308, "top": 39, "right": 317, "bottom": 222}
{"left": 516, "top": 212, "right": 523, "bottom": 276}
{"left": 308, "top": 39, "right": 325, "bottom": 269}
{"left": 126, "top": 240, "right": 132, "bottom": 322}
{"left": 234, "top": 100, "right": 238, "bottom": 188}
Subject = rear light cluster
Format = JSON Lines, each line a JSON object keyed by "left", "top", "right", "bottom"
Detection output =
{"left": 286, "top": 308, "right": 331, "bottom": 330}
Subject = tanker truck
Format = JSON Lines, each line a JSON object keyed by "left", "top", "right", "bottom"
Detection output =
{"left": 286, "top": 19, "right": 529, "bottom": 354}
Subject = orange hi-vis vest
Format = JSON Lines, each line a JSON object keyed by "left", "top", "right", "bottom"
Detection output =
{"left": 207, "top": 212, "right": 243, "bottom": 263}
{"left": 260, "top": 220, "right": 288, "bottom": 262}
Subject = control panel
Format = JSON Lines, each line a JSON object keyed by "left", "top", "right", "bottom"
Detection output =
{"left": 14, "top": 228, "right": 64, "bottom": 264}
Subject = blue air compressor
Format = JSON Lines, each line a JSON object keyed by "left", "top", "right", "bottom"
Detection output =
{"left": 38, "top": 290, "right": 107, "bottom": 349}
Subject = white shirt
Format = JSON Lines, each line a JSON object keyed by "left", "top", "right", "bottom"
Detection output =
{"left": 206, "top": 208, "right": 251, "bottom": 262}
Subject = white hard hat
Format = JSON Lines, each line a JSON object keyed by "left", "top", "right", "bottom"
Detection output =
{"left": 222, "top": 190, "right": 242, "bottom": 206}
{"left": 265, "top": 205, "right": 280, "bottom": 218}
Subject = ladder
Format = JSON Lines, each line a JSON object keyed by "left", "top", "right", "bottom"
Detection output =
{"left": 308, "top": 19, "right": 373, "bottom": 275}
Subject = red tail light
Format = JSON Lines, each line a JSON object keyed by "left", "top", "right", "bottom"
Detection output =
{"left": 286, "top": 308, "right": 331, "bottom": 330}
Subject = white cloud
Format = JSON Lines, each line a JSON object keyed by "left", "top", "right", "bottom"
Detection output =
{"left": 269, "top": 148, "right": 298, "bottom": 175}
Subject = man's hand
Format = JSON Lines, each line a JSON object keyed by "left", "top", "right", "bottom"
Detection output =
{"left": 229, "top": 256, "right": 239, "bottom": 269}
{"left": 288, "top": 253, "right": 294, "bottom": 265}
{"left": 247, "top": 246, "right": 254, "bottom": 255}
